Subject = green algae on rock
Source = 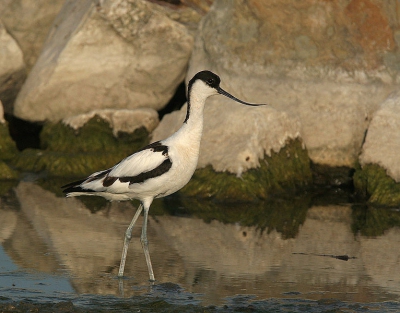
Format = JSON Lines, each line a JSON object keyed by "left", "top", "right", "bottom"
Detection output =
{"left": 0, "top": 123, "right": 18, "bottom": 161}
{"left": 13, "top": 116, "right": 150, "bottom": 177}
{"left": 41, "top": 117, "right": 149, "bottom": 153}
{"left": 181, "top": 139, "right": 312, "bottom": 201}
{"left": 354, "top": 164, "right": 400, "bottom": 207}
{"left": 0, "top": 122, "right": 19, "bottom": 180}
{"left": 0, "top": 160, "right": 19, "bottom": 180}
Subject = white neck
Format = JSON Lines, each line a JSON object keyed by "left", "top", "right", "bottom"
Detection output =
{"left": 168, "top": 79, "right": 218, "bottom": 150}
{"left": 176, "top": 97, "right": 205, "bottom": 146}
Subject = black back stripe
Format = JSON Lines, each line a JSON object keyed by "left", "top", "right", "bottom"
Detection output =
{"left": 119, "top": 158, "right": 172, "bottom": 185}
{"left": 102, "top": 142, "right": 170, "bottom": 187}
{"left": 137, "top": 141, "right": 168, "bottom": 156}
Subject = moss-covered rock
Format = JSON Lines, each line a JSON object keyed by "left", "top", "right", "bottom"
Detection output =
{"left": 354, "top": 164, "right": 400, "bottom": 207}
{"left": 0, "top": 122, "right": 19, "bottom": 180}
{"left": 0, "top": 160, "right": 19, "bottom": 180}
{"left": 13, "top": 149, "right": 131, "bottom": 177}
{"left": 181, "top": 139, "right": 312, "bottom": 201}
{"left": 12, "top": 116, "right": 150, "bottom": 177}
{"left": 0, "top": 122, "right": 18, "bottom": 161}
{"left": 40, "top": 117, "right": 149, "bottom": 153}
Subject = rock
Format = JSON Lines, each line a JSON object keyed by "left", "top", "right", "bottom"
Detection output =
{"left": 0, "top": 0, "right": 65, "bottom": 71}
{"left": 354, "top": 93, "right": 400, "bottom": 206}
{"left": 0, "top": 20, "right": 25, "bottom": 113}
{"left": 152, "top": 101, "right": 311, "bottom": 200}
{"left": 13, "top": 109, "right": 156, "bottom": 177}
{"left": 0, "top": 100, "right": 19, "bottom": 180}
{"left": 359, "top": 93, "right": 400, "bottom": 182}
{"left": 0, "top": 122, "right": 18, "bottom": 162}
{"left": 62, "top": 108, "right": 159, "bottom": 137}
{"left": 0, "top": 160, "right": 19, "bottom": 180}
{"left": 14, "top": 0, "right": 197, "bottom": 122}
{"left": 187, "top": 0, "right": 399, "bottom": 169}
{"left": 181, "top": 0, "right": 214, "bottom": 14}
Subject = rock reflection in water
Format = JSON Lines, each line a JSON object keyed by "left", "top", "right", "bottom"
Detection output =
{"left": 1, "top": 181, "right": 399, "bottom": 304}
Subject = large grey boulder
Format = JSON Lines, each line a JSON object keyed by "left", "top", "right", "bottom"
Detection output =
{"left": 0, "top": 100, "right": 19, "bottom": 180}
{"left": 0, "top": 0, "right": 65, "bottom": 70}
{"left": 0, "top": 19, "right": 25, "bottom": 113}
{"left": 187, "top": 0, "right": 399, "bottom": 169}
{"left": 14, "top": 0, "right": 197, "bottom": 122}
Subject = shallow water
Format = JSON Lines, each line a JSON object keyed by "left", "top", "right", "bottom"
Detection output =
{"left": 1, "top": 180, "right": 400, "bottom": 312}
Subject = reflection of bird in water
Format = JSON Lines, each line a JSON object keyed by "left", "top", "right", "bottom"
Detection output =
{"left": 62, "top": 70, "right": 265, "bottom": 282}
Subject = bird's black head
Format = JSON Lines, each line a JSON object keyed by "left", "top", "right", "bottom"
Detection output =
{"left": 184, "top": 70, "right": 266, "bottom": 123}
{"left": 189, "top": 70, "right": 221, "bottom": 90}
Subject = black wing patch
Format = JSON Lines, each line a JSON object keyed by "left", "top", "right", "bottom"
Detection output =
{"left": 103, "top": 176, "right": 118, "bottom": 187}
{"left": 116, "top": 141, "right": 171, "bottom": 184}
{"left": 119, "top": 158, "right": 172, "bottom": 185}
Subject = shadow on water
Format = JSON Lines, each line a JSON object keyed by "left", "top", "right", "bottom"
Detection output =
{"left": 0, "top": 180, "right": 400, "bottom": 312}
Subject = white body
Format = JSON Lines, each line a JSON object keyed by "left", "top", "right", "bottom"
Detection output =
{"left": 65, "top": 79, "right": 209, "bottom": 205}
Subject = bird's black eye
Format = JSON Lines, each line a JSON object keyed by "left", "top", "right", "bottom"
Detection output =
{"left": 207, "top": 78, "right": 214, "bottom": 85}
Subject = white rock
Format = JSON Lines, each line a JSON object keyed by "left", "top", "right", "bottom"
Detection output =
{"left": 152, "top": 98, "right": 301, "bottom": 175}
{"left": 62, "top": 108, "right": 159, "bottom": 137}
{"left": 0, "top": 0, "right": 65, "bottom": 70}
{"left": 14, "top": 0, "right": 194, "bottom": 122}
{"left": 359, "top": 92, "right": 400, "bottom": 182}
{"left": 0, "top": 19, "right": 25, "bottom": 113}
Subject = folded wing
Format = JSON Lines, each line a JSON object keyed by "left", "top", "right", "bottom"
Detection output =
{"left": 62, "top": 141, "right": 172, "bottom": 195}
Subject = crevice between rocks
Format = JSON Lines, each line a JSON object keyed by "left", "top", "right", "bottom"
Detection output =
{"left": 158, "top": 80, "right": 187, "bottom": 120}
{"left": 5, "top": 114, "right": 42, "bottom": 151}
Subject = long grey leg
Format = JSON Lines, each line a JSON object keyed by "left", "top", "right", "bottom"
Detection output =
{"left": 118, "top": 203, "right": 143, "bottom": 277}
{"left": 141, "top": 205, "right": 155, "bottom": 282}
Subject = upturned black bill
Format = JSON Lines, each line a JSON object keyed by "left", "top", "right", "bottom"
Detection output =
{"left": 218, "top": 87, "right": 266, "bottom": 106}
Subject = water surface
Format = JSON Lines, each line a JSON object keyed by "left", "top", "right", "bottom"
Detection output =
{"left": 0, "top": 181, "right": 399, "bottom": 312}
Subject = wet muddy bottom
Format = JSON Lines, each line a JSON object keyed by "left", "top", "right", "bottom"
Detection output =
{"left": 1, "top": 181, "right": 400, "bottom": 312}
